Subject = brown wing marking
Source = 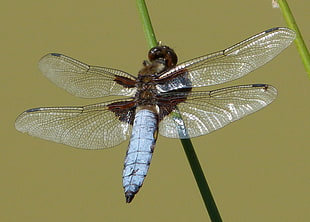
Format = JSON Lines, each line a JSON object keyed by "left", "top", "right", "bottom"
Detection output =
{"left": 156, "top": 68, "right": 192, "bottom": 92}
{"left": 157, "top": 88, "right": 192, "bottom": 122}
{"left": 108, "top": 100, "right": 136, "bottom": 125}
{"left": 155, "top": 68, "right": 192, "bottom": 120}
{"left": 114, "top": 76, "right": 137, "bottom": 88}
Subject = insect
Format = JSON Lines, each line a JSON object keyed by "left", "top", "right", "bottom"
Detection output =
{"left": 15, "top": 27, "right": 295, "bottom": 203}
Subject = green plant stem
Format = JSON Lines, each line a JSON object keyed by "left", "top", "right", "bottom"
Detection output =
{"left": 277, "top": 0, "right": 310, "bottom": 77}
{"left": 172, "top": 108, "right": 222, "bottom": 222}
{"left": 136, "top": 1, "right": 222, "bottom": 220}
{"left": 180, "top": 138, "right": 222, "bottom": 222}
{"left": 135, "top": 0, "right": 157, "bottom": 48}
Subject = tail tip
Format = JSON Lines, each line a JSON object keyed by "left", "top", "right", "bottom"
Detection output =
{"left": 125, "top": 191, "right": 136, "bottom": 203}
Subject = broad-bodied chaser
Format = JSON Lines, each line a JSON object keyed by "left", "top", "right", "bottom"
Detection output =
{"left": 15, "top": 27, "right": 295, "bottom": 203}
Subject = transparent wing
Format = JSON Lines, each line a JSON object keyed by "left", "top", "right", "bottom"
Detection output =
{"left": 157, "top": 27, "right": 295, "bottom": 91}
{"left": 38, "top": 53, "right": 137, "bottom": 98}
{"left": 15, "top": 100, "right": 134, "bottom": 149}
{"left": 159, "top": 84, "right": 277, "bottom": 138}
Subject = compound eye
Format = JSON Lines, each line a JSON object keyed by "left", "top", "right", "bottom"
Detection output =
{"left": 165, "top": 48, "right": 178, "bottom": 67}
{"left": 148, "top": 46, "right": 178, "bottom": 68}
{"left": 148, "top": 46, "right": 165, "bottom": 62}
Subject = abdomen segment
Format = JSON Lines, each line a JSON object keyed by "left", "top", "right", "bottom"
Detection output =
{"left": 122, "top": 108, "right": 158, "bottom": 203}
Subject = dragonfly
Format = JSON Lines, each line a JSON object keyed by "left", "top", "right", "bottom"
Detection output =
{"left": 15, "top": 27, "right": 295, "bottom": 203}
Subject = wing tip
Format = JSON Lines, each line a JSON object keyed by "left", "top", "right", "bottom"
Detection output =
{"left": 50, "top": 53, "right": 62, "bottom": 57}
{"left": 39, "top": 52, "right": 62, "bottom": 62}
{"left": 251, "top": 84, "right": 277, "bottom": 94}
{"left": 251, "top": 83, "right": 275, "bottom": 91}
{"left": 265, "top": 27, "right": 286, "bottom": 33}
{"left": 265, "top": 27, "right": 296, "bottom": 41}
{"left": 25, "top": 107, "right": 42, "bottom": 112}
{"left": 265, "top": 27, "right": 294, "bottom": 34}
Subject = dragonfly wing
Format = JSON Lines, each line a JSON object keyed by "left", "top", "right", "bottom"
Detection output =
{"left": 39, "top": 53, "right": 137, "bottom": 98}
{"left": 159, "top": 84, "right": 277, "bottom": 138}
{"left": 157, "top": 27, "right": 295, "bottom": 91}
{"left": 15, "top": 99, "right": 134, "bottom": 149}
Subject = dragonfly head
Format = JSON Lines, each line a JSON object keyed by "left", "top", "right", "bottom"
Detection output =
{"left": 148, "top": 45, "right": 178, "bottom": 69}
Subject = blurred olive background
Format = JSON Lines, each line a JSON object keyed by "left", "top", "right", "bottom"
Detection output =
{"left": 1, "top": 1, "right": 309, "bottom": 221}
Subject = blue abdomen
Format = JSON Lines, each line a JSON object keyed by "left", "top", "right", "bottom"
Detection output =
{"left": 122, "top": 108, "right": 158, "bottom": 203}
